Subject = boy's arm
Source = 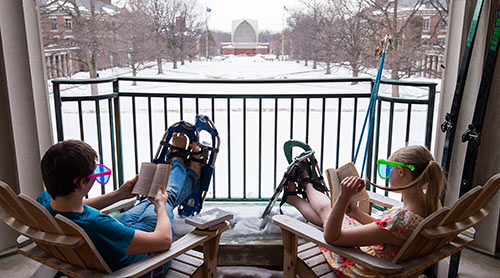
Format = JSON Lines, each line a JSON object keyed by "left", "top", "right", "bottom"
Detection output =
{"left": 125, "top": 188, "right": 172, "bottom": 254}
{"left": 84, "top": 175, "right": 138, "bottom": 210}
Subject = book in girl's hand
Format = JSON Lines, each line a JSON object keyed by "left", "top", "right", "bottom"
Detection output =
{"left": 185, "top": 208, "right": 233, "bottom": 229}
{"left": 326, "top": 162, "right": 369, "bottom": 203}
{"left": 132, "top": 162, "right": 171, "bottom": 197}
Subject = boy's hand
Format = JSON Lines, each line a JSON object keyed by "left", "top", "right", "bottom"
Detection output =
{"left": 150, "top": 187, "right": 168, "bottom": 214}
{"left": 339, "top": 176, "right": 365, "bottom": 200}
{"left": 118, "top": 175, "right": 139, "bottom": 199}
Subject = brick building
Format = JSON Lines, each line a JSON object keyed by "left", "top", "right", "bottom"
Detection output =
{"left": 40, "top": 0, "right": 118, "bottom": 79}
{"left": 220, "top": 19, "right": 269, "bottom": 55}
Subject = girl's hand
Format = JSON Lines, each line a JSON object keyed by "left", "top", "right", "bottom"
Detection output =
{"left": 339, "top": 176, "right": 365, "bottom": 200}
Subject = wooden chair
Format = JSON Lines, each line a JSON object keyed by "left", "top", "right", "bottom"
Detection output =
{"left": 273, "top": 167, "right": 500, "bottom": 278}
{"left": 0, "top": 180, "right": 228, "bottom": 278}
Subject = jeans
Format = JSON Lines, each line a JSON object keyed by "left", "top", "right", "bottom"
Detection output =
{"left": 114, "top": 159, "right": 197, "bottom": 276}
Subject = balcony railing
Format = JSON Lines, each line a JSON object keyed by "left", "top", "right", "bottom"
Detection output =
{"left": 52, "top": 77, "right": 436, "bottom": 201}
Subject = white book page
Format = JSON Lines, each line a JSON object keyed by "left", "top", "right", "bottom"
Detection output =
{"left": 148, "top": 164, "right": 171, "bottom": 197}
{"left": 133, "top": 162, "right": 157, "bottom": 196}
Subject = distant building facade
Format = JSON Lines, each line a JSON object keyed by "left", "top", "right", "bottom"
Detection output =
{"left": 220, "top": 19, "right": 269, "bottom": 55}
{"left": 40, "top": 0, "right": 118, "bottom": 79}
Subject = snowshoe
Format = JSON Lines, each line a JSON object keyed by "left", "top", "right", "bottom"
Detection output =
{"left": 260, "top": 140, "right": 329, "bottom": 220}
{"left": 178, "top": 115, "right": 220, "bottom": 217}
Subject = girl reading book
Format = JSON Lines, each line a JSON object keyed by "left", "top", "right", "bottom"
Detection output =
{"left": 285, "top": 145, "right": 444, "bottom": 277}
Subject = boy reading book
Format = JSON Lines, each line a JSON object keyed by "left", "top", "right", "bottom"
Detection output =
{"left": 133, "top": 162, "right": 171, "bottom": 197}
{"left": 36, "top": 135, "right": 202, "bottom": 276}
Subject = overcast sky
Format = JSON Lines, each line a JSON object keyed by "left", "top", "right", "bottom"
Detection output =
{"left": 203, "top": 0, "right": 302, "bottom": 33}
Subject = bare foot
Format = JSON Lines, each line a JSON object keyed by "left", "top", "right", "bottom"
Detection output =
{"left": 171, "top": 133, "right": 187, "bottom": 163}
{"left": 172, "top": 133, "right": 187, "bottom": 149}
{"left": 189, "top": 142, "right": 201, "bottom": 179}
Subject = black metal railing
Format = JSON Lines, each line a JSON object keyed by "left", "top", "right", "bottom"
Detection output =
{"left": 52, "top": 77, "right": 436, "bottom": 201}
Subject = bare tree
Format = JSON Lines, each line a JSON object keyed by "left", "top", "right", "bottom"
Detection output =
{"left": 41, "top": 0, "right": 119, "bottom": 83}
{"left": 364, "top": 0, "right": 426, "bottom": 95}
{"left": 325, "top": 0, "right": 375, "bottom": 78}
{"left": 115, "top": 0, "right": 154, "bottom": 85}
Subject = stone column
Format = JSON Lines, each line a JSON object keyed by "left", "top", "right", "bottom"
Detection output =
{"left": 0, "top": 0, "right": 53, "bottom": 250}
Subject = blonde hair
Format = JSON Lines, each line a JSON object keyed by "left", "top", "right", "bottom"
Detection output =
{"left": 389, "top": 145, "right": 443, "bottom": 217}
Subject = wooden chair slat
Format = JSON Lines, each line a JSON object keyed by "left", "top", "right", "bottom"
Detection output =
{"left": 55, "top": 215, "right": 112, "bottom": 273}
{"left": 299, "top": 246, "right": 322, "bottom": 260}
{"left": 440, "top": 186, "right": 482, "bottom": 225}
{"left": 170, "top": 260, "right": 197, "bottom": 276}
{"left": 185, "top": 249, "right": 204, "bottom": 260}
{"left": 311, "top": 261, "right": 333, "bottom": 276}
{"left": 423, "top": 206, "right": 490, "bottom": 238}
{"left": 298, "top": 242, "right": 318, "bottom": 253}
{"left": 304, "top": 253, "right": 328, "bottom": 269}
{"left": 18, "top": 194, "right": 64, "bottom": 234}
{"left": 319, "top": 272, "right": 338, "bottom": 278}
{"left": 463, "top": 174, "right": 500, "bottom": 218}
{"left": 173, "top": 253, "right": 203, "bottom": 268}
{"left": 165, "top": 269, "right": 190, "bottom": 278}
{"left": 0, "top": 182, "right": 39, "bottom": 227}
{"left": 18, "top": 194, "right": 90, "bottom": 266}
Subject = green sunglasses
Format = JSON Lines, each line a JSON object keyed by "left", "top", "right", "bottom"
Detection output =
{"left": 377, "top": 159, "right": 415, "bottom": 180}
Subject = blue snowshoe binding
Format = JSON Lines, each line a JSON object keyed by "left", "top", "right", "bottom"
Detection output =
{"left": 178, "top": 115, "right": 219, "bottom": 217}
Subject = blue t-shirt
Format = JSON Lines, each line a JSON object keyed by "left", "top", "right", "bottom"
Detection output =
{"left": 37, "top": 191, "right": 147, "bottom": 271}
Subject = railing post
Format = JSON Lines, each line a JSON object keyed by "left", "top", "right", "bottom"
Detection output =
{"left": 113, "top": 79, "right": 124, "bottom": 185}
{"left": 53, "top": 81, "right": 64, "bottom": 141}
{"left": 425, "top": 84, "right": 436, "bottom": 149}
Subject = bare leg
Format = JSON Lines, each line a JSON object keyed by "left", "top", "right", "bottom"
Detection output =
{"left": 285, "top": 181, "right": 323, "bottom": 226}
{"left": 300, "top": 171, "right": 332, "bottom": 224}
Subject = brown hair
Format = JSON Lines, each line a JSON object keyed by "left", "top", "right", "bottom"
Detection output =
{"left": 41, "top": 140, "right": 97, "bottom": 198}
{"left": 389, "top": 145, "right": 443, "bottom": 217}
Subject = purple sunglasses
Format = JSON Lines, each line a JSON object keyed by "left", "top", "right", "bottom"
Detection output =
{"left": 73, "top": 164, "right": 112, "bottom": 185}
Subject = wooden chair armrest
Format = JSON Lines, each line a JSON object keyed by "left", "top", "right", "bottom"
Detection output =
{"left": 103, "top": 226, "right": 228, "bottom": 278}
{"left": 367, "top": 191, "right": 402, "bottom": 209}
{"left": 101, "top": 198, "right": 137, "bottom": 215}
{"left": 272, "top": 215, "right": 403, "bottom": 275}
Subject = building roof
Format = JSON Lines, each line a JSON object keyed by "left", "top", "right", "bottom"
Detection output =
{"left": 40, "top": 0, "right": 119, "bottom": 15}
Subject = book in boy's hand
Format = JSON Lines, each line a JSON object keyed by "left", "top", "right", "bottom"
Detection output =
{"left": 326, "top": 162, "right": 369, "bottom": 204}
{"left": 132, "top": 162, "right": 171, "bottom": 197}
{"left": 185, "top": 208, "right": 233, "bottom": 229}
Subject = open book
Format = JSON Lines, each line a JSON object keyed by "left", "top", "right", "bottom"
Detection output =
{"left": 185, "top": 208, "right": 233, "bottom": 230}
{"left": 132, "top": 162, "right": 171, "bottom": 197}
{"left": 326, "top": 162, "right": 369, "bottom": 206}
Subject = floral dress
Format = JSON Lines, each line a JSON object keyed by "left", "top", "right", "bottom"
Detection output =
{"left": 319, "top": 207, "right": 423, "bottom": 278}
